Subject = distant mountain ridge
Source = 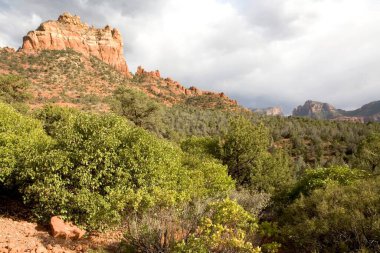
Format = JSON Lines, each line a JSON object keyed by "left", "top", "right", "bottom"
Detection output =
{"left": 293, "top": 100, "right": 380, "bottom": 122}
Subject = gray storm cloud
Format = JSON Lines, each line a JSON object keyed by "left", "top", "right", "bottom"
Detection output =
{"left": 1, "top": 0, "right": 380, "bottom": 113}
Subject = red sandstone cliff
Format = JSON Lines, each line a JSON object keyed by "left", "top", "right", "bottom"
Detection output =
{"left": 19, "top": 12, "right": 131, "bottom": 77}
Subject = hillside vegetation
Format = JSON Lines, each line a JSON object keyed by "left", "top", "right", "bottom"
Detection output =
{"left": 0, "top": 48, "right": 239, "bottom": 111}
{"left": 1, "top": 49, "right": 380, "bottom": 253}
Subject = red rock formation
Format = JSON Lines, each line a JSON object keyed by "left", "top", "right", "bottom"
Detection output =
{"left": 19, "top": 12, "right": 132, "bottom": 77}
{"left": 133, "top": 66, "right": 238, "bottom": 107}
{"left": 50, "top": 216, "right": 85, "bottom": 240}
{"left": 135, "top": 66, "right": 161, "bottom": 79}
{"left": 188, "top": 86, "right": 203, "bottom": 95}
{"left": 0, "top": 47, "right": 16, "bottom": 53}
{"left": 150, "top": 85, "right": 161, "bottom": 95}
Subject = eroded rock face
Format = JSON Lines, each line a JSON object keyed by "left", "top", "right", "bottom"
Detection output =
{"left": 292, "top": 100, "right": 340, "bottom": 119}
{"left": 50, "top": 216, "right": 85, "bottom": 240}
{"left": 135, "top": 66, "right": 161, "bottom": 79}
{"left": 20, "top": 12, "right": 131, "bottom": 77}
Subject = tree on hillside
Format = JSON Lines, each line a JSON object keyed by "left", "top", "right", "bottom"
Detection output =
{"left": 0, "top": 74, "right": 31, "bottom": 103}
{"left": 111, "top": 86, "right": 162, "bottom": 130}
{"left": 222, "top": 116, "right": 269, "bottom": 186}
{"left": 221, "top": 116, "right": 294, "bottom": 192}
{"left": 353, "top": 133, "right": 380, "bottom": 173}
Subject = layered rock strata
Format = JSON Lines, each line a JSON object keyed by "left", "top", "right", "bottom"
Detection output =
{"left": 20, "top": 12, "right": 131, "bottom": 77}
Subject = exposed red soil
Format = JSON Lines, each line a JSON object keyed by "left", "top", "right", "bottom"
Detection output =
{"left": 0, "top": 197, "right": 124, "bottom": 253}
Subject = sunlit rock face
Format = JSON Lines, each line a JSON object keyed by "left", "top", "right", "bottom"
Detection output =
{"left": 20, "top": 12, "right": 132, "bottom": 77}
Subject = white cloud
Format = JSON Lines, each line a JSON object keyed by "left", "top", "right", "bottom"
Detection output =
{"left": 1, "top": 0, "right": 380, "bottom": 113}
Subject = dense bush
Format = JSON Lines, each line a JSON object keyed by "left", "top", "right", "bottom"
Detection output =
{"left": 287, "top": 165, "right": 367, "bottom": 201}
{"left": 278, "top": 176, "right": 380, "bottom": 252}
{"left": 0, "top": 74, "right": 31, "bottom": 104}
{"left": 174, "top": 199, "right": 263, "bottom": 253}
{"left": 181, "top": 155, "right": 235, "bottom": 198}
{"left": 353, "top": 133, "right": 380, "bottom": 173}
{"left": 111, "top": 86, "right": 163, "bottom": 132}
{"left": 0, "top": 103, "right": 50, "bottom": 185}
{"left": 221, "top": 116, "right": 294, "bottom": 193}
{"left": 180, "top": 136, "right": 221, "bottom": 159}
{"left": 0, "top": 104, "right": 235, "bottom": 230}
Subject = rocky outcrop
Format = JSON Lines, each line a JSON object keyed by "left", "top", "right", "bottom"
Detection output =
{"left": 19, "top": 12, "right": 131, "bottom": 77}
{"left": 292, "top": 100, "right": 341, "bottom": 119}
{"left": 50, "top": 216, "right": 85, "bottom": 240}
{"left": 0, "top": 47, "right": 16, "bottom": 53}
{"left": 252, "top": 106, "right": 284, "bottom": 116}
{"left": 135, "top": 66, "right": 161, "bottom": 79}
{"left": 134, "top": 66, "right": 238, "bottom": 106}
{"left": 188, "top": 86, "right": 203, "bottom": 95}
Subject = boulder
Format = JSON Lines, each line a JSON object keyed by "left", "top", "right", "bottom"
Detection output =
{"left": 50, "top": 216, "right": 85, "bottom": 240}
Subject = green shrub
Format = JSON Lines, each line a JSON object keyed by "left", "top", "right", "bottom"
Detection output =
{"left": 221, "top": 116, "right": 270, "bottom": 187}
{"left": 353, "top": 133, "right": 380, "bottom": 173}
{"left": 1, "top": 105, "right": 235, "bottom": 230}
{"left": 0, "top": 103, "right": 51, "bottom": 185}
{"left": 288, "top": 165, "right": 367, "bottom": 200}
{"left": 221, "top": 116, "right": 294, "bottom": 193}
{"left": 110, "top": 86, "right": 163, "bottom": 131}
{"left": 29, "top": 106, "right": 191, "bottom": 228}
{"left": 0, "top": 74, "right": 31, "bottom": 104}
{"left": 174, "top": 199, "right": 262, "bottom": 253}
{"left": 278, "top": 177, "right": 380, "bottom": 252}
{"left": 180, "top": 136, "right": 221, "bottom": 159}
{"left": 181, "top": 155, "right": 235, "bottom": 199}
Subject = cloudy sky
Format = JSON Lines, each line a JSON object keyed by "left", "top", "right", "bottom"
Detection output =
{"left": 1, "top": 0, "right": 380, "bottom": 113}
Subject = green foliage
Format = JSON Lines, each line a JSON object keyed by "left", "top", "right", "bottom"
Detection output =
{"left": 278, "top": 176, "right": 380, "bottom": 252}
{"left": 0, "top": 103, "right": 50, "bottom": 185}
{"left": 0, "top": 74, "right": 31, "bottom": 103}
{"left": 221, "top": 116, "right": 294, "bottom": 193}
{"left": 159, "top": 105, "right": 232, "bottom": 140}
{"left": 222, "top": 116, "right": 269, "bottom": 186}
{"left": 353, "top": 133, "right": 380, "bottom": 173}
{"left": 250, "top": 150, "right": 294, "bottom": 194}
{"left": 174, "top": 199, "right": 262, "bottom": 253}
{"left": 230, "top": 189, "right": 271, "bottom": 217}
{"left": 29, "top": 106, "right": 197, "bottom": 228}
{"left": 180, "top": 136, "right": 221, "bottom": 159}
{"left": 288, "top": 165, "right": 367, "bottom": 200}
{"left": 23, "top": 106, "right": 136, "bottom": 228}
{"left": 3, "top": 49, "right": 380, "bottom": 252}
{"left": 182, "top": 155, "right": 235, "bottom": 198}
{"left": 0, "top": 74, "right": 31, "bottom": 112}
{"left": 0, "top": 104, "right": 234, "bottom": 230}
{"left": 111, "top": 86, "right": 162, "bottom": 131}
